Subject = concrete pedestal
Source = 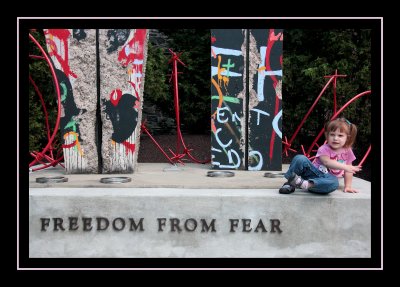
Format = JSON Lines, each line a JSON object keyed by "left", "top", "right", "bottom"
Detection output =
{"left": 29, "top": 164, "right": 371, "bottom": 258}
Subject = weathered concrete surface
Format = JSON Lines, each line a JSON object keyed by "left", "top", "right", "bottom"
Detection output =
{"left": 43, "top": 29, "right": 98, "bottom": 173}
{"left": 29, "top": 164, "right": 369, "bottom": 191}
{"left": 29, "top": 164, "right": 371, "bottom": 258}
{"left": 99, "top": 29, "right": 148, "bottom": 174}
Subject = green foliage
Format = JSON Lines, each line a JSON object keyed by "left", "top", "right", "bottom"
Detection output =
{"left": 29, "top": 30, "right": 60, "bottom": 153}
{"left": 283, "top": 29, "right": 371, "bottom": 160}
{"left": 143, "top": 42, "right": 170, "bottom": 111}
{"left": 156, "top": 29, "right": 211, "bottom": 133}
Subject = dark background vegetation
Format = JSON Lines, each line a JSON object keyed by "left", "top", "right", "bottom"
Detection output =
{"left": 28, "top": 29, "right": 372, "bottom": 180}
{"left": 282, "top": 29, "right": 371, "bottom": 181}
{"left": 29, "top": 30, "right": 60, "bottom": 152}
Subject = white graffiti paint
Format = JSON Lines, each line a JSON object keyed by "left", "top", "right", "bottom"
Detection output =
{"left": 272, "top": 109, "right": 282, "bottom": 139}
{"left": 63, "top": 133, "right": 87, "bottom": 173}
{"left": 211, "top": 148, "right": 221, "bottom": 166}
{"left": 215, "top": 128, "right": 233, "bottom": 149}
{"left": 248, "top": 150, "right": 263, "bottom": 171}
{"left": 257, "top": 46, "right": 283, "bottom": 101}
{"left": 211, "top": 147, "right": 222, "bottom": 152}
{"left": 219, "top": 149, "right": 241, "bottom": 169}
{"left": 132, "top": 59, "right": 143, "bottom": 65}
{"left": 211, "top": 66, "right": 242, "bottom": 77}
{"left": 251, "top": 108, "right": 270, "bottom": 125}
{"left": 232, "top": 112, "right": 241, "bottom": 123}
{"left": 216, "top": 107, "right": 229, "bottom": 123}
{"left": 211, "top": 46, "right": 242, "bottom": 56}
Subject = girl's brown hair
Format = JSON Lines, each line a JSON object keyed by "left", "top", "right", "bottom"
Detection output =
{"left": 324, "top": 117, "right": 357, "bottom": 148}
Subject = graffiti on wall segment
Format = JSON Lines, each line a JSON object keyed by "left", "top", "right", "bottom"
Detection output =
{"left": 44, "top": 29, "right": 148, "bottom": 174}
{"left": 44, "top": 29, "right": 98, "bottom": 173}
{"left": 211, "top": 29, "right": 283, "bottom": 171}
{"left": 100, "top": 29, "right": 148, "bottom": 173}
{"left": 211, "top": 29, "right": 247, "bottom": 170}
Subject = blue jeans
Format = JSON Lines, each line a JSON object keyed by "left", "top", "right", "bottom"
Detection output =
{"left": 284, "top": 155, "right": 339, "bottom": 194}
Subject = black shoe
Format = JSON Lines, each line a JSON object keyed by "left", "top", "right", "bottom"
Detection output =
{"left": 279, "top": 182, "right": 295, "bottom": 194}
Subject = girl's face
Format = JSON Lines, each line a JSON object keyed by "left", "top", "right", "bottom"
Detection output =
{"left": 327, "top": 128, "right": 348, "bottom": 150}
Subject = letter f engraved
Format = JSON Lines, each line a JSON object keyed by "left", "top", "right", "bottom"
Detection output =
{"left": 157, "top": 218, "right": 166, "bottom": 232}
{"left": 40, "top": 218, "right": 50, "bottom": 231}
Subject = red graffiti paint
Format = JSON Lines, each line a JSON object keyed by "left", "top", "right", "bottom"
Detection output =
{"left": 211, "top": 36, "right": 217, "bottom": 58}
{"left": 110, "top": 89, "right": 123, "bottom": 106}
{"left": 128, "top": 81, "right": 140, "bottom": 109}
{"left": 118, "top": 29, "right": 147, "bottom": 67}
{"left": 128, "top": 81, "right": 140, "bottom": 100}
{"left": 269, "top": 31, "right": 282, "bottom": 41}
{"left": 265, "top": 30, "right": 282, "bottom": 162}
{"left": 62, "top": 141, "right": 76, "bottom": 149}
{"left": 122, "top": 141, "right": 135, "bottom": 155}
{"left": 45, "top": 29, "right": 77, "bottom": 79}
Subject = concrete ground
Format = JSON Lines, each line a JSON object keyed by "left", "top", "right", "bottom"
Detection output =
{"left": 29, "top": 163, "right": 371, "bottom": 195}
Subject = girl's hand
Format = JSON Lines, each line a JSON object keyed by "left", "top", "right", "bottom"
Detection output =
{"left": 344, "top": 186, "right": 359, "bottom": 193}
{"left": 345, "top": 165, "right": 362, "bottom": 174}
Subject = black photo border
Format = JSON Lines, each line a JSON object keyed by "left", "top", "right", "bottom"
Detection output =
{"left": 18, "top": 17, "right": 382, "bottom": 270}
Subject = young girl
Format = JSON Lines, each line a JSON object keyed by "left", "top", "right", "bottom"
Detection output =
{"left": 279, "top": 117, "right": 362, "bottom": 194}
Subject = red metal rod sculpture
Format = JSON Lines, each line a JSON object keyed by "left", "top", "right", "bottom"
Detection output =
{"left": 141, "top": 49, "right": 211, "bottom": 165}
{"left": 283, "top": 70, "right": 347, "bottom": 156}
{"left": 325, "top": 69, "right": 347, "bottom": 115}
{"left": 306, "top": 90, "right": 371, "bottom": 165}
{"left": 282, "top": 70, "right": 371, "bottom": 167}
{"left": 140, "top": 122, "right": 176, "bottom": 165}
{"left": 29, "top": 32, "right": 64, "bottom": 171}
